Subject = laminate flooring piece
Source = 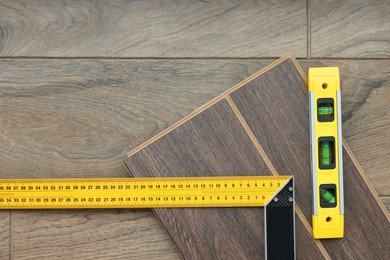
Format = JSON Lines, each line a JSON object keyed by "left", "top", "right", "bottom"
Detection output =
{"left": 230, "top": 58, "right": 390, "bottom": 259}
{"left": 311, "top": 0, "right": 390, "bottom": 58}
{"left": 0, "top": 0, "right": 306, "bottom": 57}
{"left": 125, "top": 94, "right": 324, "bottom": 259}
{"left": 0, "top": 211, "right": 10, "bottom": 259}
{"left": 12, "top": 209, "right": 180, "bottom": 260}
{"left": 125, "top": 55, "right": 390, "bottom": 259}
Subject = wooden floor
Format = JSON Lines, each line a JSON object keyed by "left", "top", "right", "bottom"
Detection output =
{"left": 0, "top": 1, "right": 389, "bottom": 259}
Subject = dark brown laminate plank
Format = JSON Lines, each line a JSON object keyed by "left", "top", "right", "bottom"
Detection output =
{"left": 230, "top": 58, "right": 312, "bottom": 218}
{"left": 0, "top": 0, "right": 306, "bottom": 57}
{"left": 229, "top": 57, "right": 390, "bottom": 258}
{"left": 319, "top": 149, "right": 390, "bottom": 259}
{"left": 125, "top": 59, "right": 326, "bottom": 259}
{"left": 125, "top": 99, "right": 271, "bottom": 259}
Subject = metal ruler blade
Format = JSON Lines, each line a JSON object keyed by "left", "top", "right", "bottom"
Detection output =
{"left": 0, "top": 176, "right": 292, "bottom": 209}
{"left": 0, "top": 176, "right": 295, "bottom": 259}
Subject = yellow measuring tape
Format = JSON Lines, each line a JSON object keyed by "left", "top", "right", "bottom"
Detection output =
{"left": 0, "top": 176, "right": 292, "bottom": 209}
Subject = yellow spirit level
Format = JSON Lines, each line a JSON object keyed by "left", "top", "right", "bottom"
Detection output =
{"left": 308, "top": 67, "right": 344, "bottom": 239}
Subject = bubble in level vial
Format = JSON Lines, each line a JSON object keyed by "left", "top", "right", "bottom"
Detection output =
{"left": 318, "top": 106, "right": 333, "bottom": 116}
{"left": 321, "top": 141, "right": 331, "bottom": 166}
{"left": 320, "top": 188, "right": 335, "bottom": 203}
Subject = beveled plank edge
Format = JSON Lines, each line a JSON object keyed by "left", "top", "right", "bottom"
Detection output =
{"left": 150, "top": 209, "right": 183, "bottom": 258}
{"left": 124, "top": 55, "right": 388, "bottom": 258}
{"left": 125, "top": 55, "right": 331, "bottom": 257}
{"left": 224, "top": 96, "right": 279, "bottom": 176}
{"left": 225, "top": 96, "right": 331, "bottom": 259}
{"left": 342, "top": 140, "right": 390, "bottom": 222}
{"left": 126, "top": 54, "right": 294, "bottom": 157}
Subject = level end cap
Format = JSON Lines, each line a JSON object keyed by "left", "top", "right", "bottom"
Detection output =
{"left": 308, "top": 67, "right": 340, "bottom": 92}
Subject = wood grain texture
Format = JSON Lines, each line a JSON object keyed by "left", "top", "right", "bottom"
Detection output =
{"left": 0, "top": 211, "right": 9, "bottom": 259}
{"left": 0, "top": 59, "right": 270, "bottom": 259}
{"left": 2, "top": 59, "right": 387, "bottom": 194}
{"left": 1, "top": 59, "right": 388, "bottom": 258}
{"left": 126, "top": 99, "right": 272, "bottom": 259}
{"left": 123, "top": 56, "right": 388, "bottom": 259}
{"left": 230, "top": 58, "right": 312, "bottom": 216}
{"left": 0, "top": 0, "right": 306, "bottom": 57}
{"left": 125, "top": 96, "right": 324, "bottom": 259}
{"left": 311, "top": 0, "right": 390, "bottom": 58}
{"left": 320, "top": 149, "right": 390, "bottom": 259}
{"left": 300, "top": 60, "right": 390, "bottom": 196}
{"left": 0, "top": 59, "right": 270, "bottom": 180}
{"left": 0, "top": 60, "right": 390, "bottom": 192}
{"left": 229, "top": 57, "right": 390, "bottom": 258}
{"left": 12, "top": 209, "right": 180, "bottom": 260}
{"left": 384, "top": 197, "right": 390, "bottom": 212}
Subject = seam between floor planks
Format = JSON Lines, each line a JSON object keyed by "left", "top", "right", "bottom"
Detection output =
{"left": 225, "top": 96, "right": 279, "bottom": 175}
{"left": 1, "top": 57, "right": 390, "bottom": 60}
{"left": 121, "top": 54, "right": 387, "bottom": 257}
{"left": 225, "top": 95, "right": 331, "bottom": 260}
{"left": 5, "top": 55, "right": 387, "bottom": 258}
{"left": 127, "top": 55, "right": 293, "bottom": 158}
{"left": 122, "top": 55, "right": 333, "bottom": 258}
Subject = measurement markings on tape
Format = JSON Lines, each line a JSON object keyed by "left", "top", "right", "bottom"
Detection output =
{"left": 0, "top": 176, "right": 292, "bottom": 209}
{"left": 0, "top": 175, "right": 295, "bottom": 259}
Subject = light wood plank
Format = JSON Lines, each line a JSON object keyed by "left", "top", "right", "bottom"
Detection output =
{"left": 0, "top": 0, "right": 306, "bottom": 57}
{"left": 0, "top": 211, "right": 9, "bottom": 259}
{"left": 300, "top": 60, "right": 390, "bottom": 196}
{"left": 0, "top": 59, "right": 270, "bottom": 180}
{"left": 12, "top": 209, "right": 180, "bottom": 259}
{"left": 383, "top": 197, "right": 390, "bottom": 212}
{"left": 311, "top": 0, "right": 390, "bottom": 57}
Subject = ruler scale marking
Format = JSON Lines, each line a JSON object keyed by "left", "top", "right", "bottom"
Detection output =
{"left": 1, "top": 176, "right": 296, "bottom": 259}
{"left": 0, "top": 176, "right": 291, "bottom": 209}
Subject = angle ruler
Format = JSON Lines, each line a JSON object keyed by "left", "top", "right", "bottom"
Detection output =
{"left": 309, "top": 67, "right": 344, "bottom": 239}
{"left": 0, "top": 175, "right": 295, "bottom": 259}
